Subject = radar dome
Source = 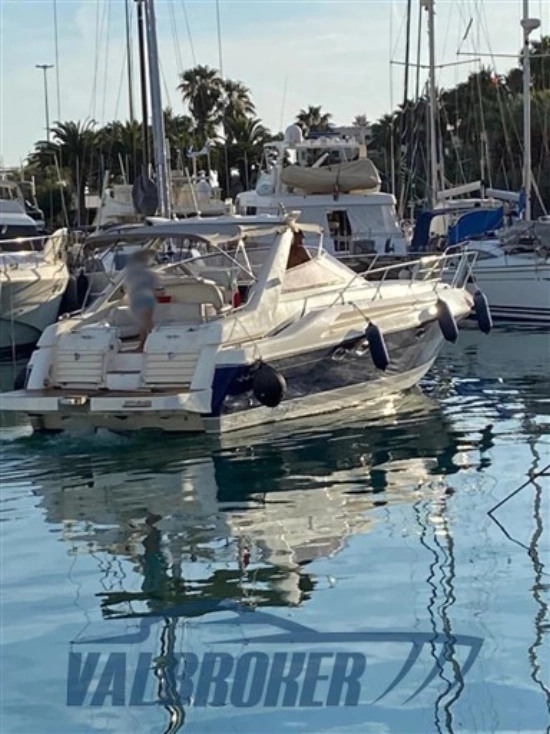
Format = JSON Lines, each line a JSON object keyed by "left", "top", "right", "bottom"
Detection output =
{"left": 284, "top": 124, "right": 303, "bottom": 145}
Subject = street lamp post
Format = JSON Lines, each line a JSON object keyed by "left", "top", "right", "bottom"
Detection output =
{"left": 36, "top": 64, "right": 54, "bottom": 141}
{"left": 520, "top": 3, "right": 540, "bottom": 222}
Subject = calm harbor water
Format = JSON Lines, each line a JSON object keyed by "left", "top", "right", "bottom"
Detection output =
{"left": 0, "top": 324, "right": 549, "bottom": 734}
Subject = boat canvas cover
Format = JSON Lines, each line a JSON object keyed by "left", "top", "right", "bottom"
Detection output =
{"left": 280, "top": 160, "right": 381, "bottom": 194}
{"left": 448, "top": 207, "right": 504, "bottom": 245}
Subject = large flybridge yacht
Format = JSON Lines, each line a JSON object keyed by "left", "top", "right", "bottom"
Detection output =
{"left": 0, "top": 216, "right": 489, "bottom": 433}
{"left": 235, "top": 126, "right": 408, "bottom": 259}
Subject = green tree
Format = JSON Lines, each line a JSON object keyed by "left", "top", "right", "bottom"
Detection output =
{"left": 28, "top": 119, "right": 99, "bottom": 225}
{"left": 296, "top": 105, "right": 332, "bottom": 136}
{"left": 178, "top": 65, "right": 224, "bottom": 142}
{"left": 524, "top": 35, "right": 550, "bottom": 91}
{"left": 221, "top": 80, "right": 255, "bottom": 123}
{"left": 224, "top": 117, "right": 271, "bottom": 191}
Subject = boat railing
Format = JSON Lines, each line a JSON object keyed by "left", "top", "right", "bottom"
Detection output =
{"left": 333, "top": 248, "right": 477, "bottom": 305}
{"left": 0, "top": 231, "right": 69, "bottom": 270}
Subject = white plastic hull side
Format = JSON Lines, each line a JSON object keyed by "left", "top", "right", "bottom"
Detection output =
{"left": 0, "top": 269, "right": 69, "bottom": 351}
{"left": 16, "top": 360, "right": 434, "bottom": 435}
{"left": 470, "top": 264, "right": 550, "bottom": 323}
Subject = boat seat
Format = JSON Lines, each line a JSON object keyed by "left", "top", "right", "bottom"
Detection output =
{"left": 106, "top": 305, "right": 140, "bottom": 339}
{"left": 107, "top": 278, "right": 227, "bottom": 332}
{"left": 194, "top": 268, "right": 234, "bottom": 303}
{"left": 157, "top": 275, "right": 226, "bottom": 311}
{"left": 154, "top": 302, "right": 203, "bottom": 325}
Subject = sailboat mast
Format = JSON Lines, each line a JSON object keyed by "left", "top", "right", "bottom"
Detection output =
{"left": 520, "top": 1, "right": 540, "bottom": 222}
{"left": 136, "top": 0, "right": 150, "bottom": 171}
{"left": 143, "top": 0, "right": 171, "bottom": 218}
{"left": 125, "top": 0, "right": 135, "bottom": 121}
{"left": 425, "top": 0, "right": 439, "bottom": 207}
{"left": 398, "top": 0, "right": 413, "bottom": 219}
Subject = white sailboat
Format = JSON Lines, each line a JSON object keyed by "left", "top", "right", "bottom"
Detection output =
{"left": 421, "top": 0, "right": 549, "bottom": 323}
{"left": 458, "top": 3, "right": 549, "bottom": 323}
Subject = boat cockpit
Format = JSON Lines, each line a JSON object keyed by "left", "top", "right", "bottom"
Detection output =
{"left": 73, "top": 221, "right": 352, "bottom": 344}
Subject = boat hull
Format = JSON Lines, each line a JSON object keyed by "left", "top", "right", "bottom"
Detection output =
{"left": 470, "top": 263, "right": 550, "bottom": 323}
{"left": 4, "top": 320, "right": 448, "bottom": 434}
{"left": 17, "top": 360, "right": 434, "bottom": 434}
{"left": 0, "top": 269, "right": 69, "bottom": 355}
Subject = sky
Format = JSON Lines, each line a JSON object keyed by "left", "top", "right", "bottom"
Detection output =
{"left": 1, "top": 0, "right": 549, "bottom": 167}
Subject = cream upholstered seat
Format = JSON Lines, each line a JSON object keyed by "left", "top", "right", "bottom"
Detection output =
{"left": 158, "top": 276, "right": 224, "bottom": 308}
{"left": 155, "top": 276, "right": 226, "bottom": 325}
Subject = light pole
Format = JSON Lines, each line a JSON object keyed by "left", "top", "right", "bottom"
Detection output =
{"left": 36, "top": 64, "right": 54, "bottom": 141}
{"left": 520, "top": 1, "right": 540, "bottom": 222}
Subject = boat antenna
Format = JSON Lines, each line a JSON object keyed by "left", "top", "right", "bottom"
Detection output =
{"left": 279, "top": 74, "right": 289, "bottom": 132}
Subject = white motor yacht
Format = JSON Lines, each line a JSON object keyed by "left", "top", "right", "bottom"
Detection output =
{"left": 0, "top": 230, "right": 70, "bottom": 355}
{"left": 0, "top": 216, "right": 488, "bottom": 433}
{"left": 0, "top": 178, "right": 40, "bottom": 240}
{"left": 236, "top": 126, "right": 408, "bottom": 259}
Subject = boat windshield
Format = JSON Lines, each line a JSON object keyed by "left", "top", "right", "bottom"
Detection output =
{"left": 0, "top": 184, "right": 20, "bottom": 202}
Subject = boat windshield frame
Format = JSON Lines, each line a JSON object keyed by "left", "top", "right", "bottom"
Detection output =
{"left": 83, "top": 223, "right": 324, "bottom": 314}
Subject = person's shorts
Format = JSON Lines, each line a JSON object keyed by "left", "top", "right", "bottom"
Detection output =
{"left": 130, "top": 291, "right": 156, "bottom": 324}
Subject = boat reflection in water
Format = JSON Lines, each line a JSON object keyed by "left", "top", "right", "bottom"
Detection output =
{"left": 28, "top": 388, "right": 481, "bottom": 732}
{"left": 34, "top": 390, "right": 464, "bottom": 605}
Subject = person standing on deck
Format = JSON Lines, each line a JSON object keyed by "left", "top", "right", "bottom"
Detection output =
{"left": 125, "top": 250, "right": 158, "bottom": 352}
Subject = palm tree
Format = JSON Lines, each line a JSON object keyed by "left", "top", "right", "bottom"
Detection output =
{"left": 224, "top": 117, "right": 271, "bottom": 191}
{"left": 29, "top": 119, "right": 98, "bottom": 225}
{"left": 221, "top": 80, "right": 255, "bottom": 123}
{"left": 178, "top": 65, "right": 224, "bottom": 142}
{"left": 99, "top": 119, "right": 145, "bottom": 182}
{"left": 525, "top": 35, "right": 550, "bottom": 91}
{"left": 296, "top": 105, "right": 332, "bottom": 136}
{"left": 352, "top": 114, "right": 368, "bottom": 128}
{"left": 163, "top": 108, "right": 198, "bottom": 170}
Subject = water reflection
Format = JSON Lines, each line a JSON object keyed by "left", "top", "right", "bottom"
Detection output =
{"left": 1, "top": 324, "right": 549, "bottom": 733}
{"left": 15, "top": 391, "right": 473, "bottom": 731}
{"left": 29, "top": 391, "right": 463, "bottom": 612}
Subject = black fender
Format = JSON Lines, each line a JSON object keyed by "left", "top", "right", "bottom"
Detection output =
{"left": 252, "top": 362, "right": 287, "bottom": 408}
{"left": 473, "top": 290, "right": 492, "bottom": 334}
{"left": 437, "top": 299, "right": 459, "bottom": 343}
{"left": 365, "top": 322, "right": 390, "bottom": 371}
